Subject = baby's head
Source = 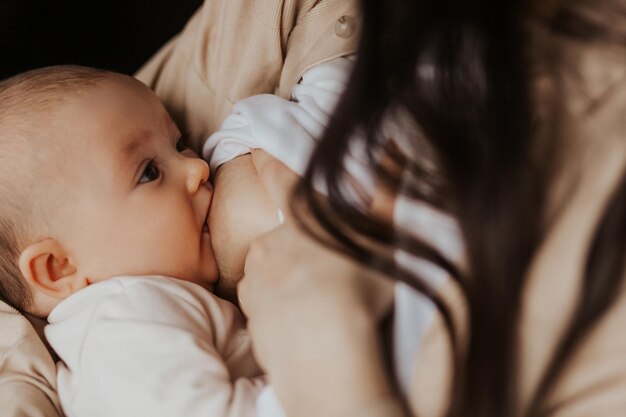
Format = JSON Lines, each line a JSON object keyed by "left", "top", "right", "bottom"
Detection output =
{"left": 0, "top": 66, "right": 218, "bottom": 317}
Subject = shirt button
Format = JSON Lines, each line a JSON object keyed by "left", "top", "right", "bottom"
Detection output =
{"left": 335, "top": 15, "right": 356, "bottom": 39}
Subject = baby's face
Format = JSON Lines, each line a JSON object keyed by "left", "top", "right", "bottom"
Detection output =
{"left": 50, "top": 77, "right": 218, "bottom": 290}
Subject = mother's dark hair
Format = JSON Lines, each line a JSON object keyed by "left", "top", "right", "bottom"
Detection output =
{"left": 294, "top": 0, "right": 626, "bottom": 416}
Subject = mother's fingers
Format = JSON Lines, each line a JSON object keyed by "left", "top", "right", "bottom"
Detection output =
{"left": 237, "top": 233, "right": 266, "bottom": 317}
{"left": 238, "top": 223, "right": 286, "bottom": 317}
{"left": 251, "top": 149, "right": 300, "bottom": 217}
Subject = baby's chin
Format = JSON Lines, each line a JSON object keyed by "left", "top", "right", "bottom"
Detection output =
{"left": 198, "top": 258, "right": 221, "bottom": 294}
{"left": 214, "top": 273, "right": 241, "bottom": 305}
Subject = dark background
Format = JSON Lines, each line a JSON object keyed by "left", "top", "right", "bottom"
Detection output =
{"left": 0, "top": 0, "right": 203, "bottom": 80}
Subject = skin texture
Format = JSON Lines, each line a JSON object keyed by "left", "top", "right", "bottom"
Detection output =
{"left": 19, "top": 76, "right": 219, "bottom": 316}
{"left": 209, "top": 154, "right": 281, "bottom": 303}
{"left": 239, "top": 151, "right": 397, "bottom": 417}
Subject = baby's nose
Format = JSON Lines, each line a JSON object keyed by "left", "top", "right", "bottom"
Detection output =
{"left": 186, "top": 158, "right": 210, "bottom": 194}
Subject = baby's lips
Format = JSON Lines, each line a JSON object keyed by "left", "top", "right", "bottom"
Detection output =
{"left": 202, "top": 206, "right": 210, "bottom": 231}
{"left": 203, "top": 180, "right": 214, "bottom": 194}
{"left": 202, "top": 182, "right": 214, "bottom": 227}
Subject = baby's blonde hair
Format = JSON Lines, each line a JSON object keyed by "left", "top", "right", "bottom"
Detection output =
{"left": 0, "top": 65, "right": 119, "bottom": 312}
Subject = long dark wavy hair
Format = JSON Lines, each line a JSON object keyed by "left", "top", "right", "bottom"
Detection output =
{"left": 293, "top": 0, "right": 626, "bottom": 416}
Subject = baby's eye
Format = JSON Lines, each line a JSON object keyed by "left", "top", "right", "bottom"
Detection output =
{"left": 139, "top": 161, "right": 161, "bottom": 184}
{"left": 176, "top": 137, "right": 188, "bottom": 153}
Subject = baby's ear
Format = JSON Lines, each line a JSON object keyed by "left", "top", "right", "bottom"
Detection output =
{"left": 19, "top": 238, "right": 87, "bottom": 300}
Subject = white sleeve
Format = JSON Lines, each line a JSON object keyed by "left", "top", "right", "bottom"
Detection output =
{"left": 391, "top": 199, "right": 465, "bottom": 398}
{"left": 46, "top": 277, "right": 266, "bottom": 417}
{"left": 202, "top": 56, "right": 354, "bottom": 176}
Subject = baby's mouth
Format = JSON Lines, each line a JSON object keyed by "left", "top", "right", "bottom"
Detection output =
{"left": 202, "top": 210, "right": 210, "bottom": 234}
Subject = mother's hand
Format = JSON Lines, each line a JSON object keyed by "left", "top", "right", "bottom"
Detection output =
{"left": 239, "top": 151, "right": 398, "bottom": 417}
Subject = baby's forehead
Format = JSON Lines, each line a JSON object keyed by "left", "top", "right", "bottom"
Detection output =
{"left": 47, "top": 82, "right": 176, "bottom": 162}
{"left": 0, "top": 67, "right": 152, "bottom": 207}
{"left": 2, "top": 72, "right": 174, "bottom": 170}
{"left": 0, "top": 120, "right": 62, "bottom": 211}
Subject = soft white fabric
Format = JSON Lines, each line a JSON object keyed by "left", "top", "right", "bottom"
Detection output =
{"left": 202, "top": 55, "right": 376, "bottom": 199}
{"left": 392, "top": 196, "right": 464, "bottom": 399}
{"left": 46, "top": 276, "right": 286, "bottom": 417}
{"left": 202, "top": 56, "right": 353, "bottom": 175}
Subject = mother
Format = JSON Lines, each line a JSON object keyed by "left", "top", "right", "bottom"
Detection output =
{"left": 240, "top": 0, "right": 626, "bottom": 416}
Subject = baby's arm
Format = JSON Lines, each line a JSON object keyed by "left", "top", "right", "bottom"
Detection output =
{"left": 202, "top": 56, "right": 354, "bottom": 176}
{"left": 45, "top": 276, "right": 267, "bottom": 417}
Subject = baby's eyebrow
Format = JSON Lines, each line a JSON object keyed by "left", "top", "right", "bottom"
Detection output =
{"left": 120, "top": 128, "right": 151, "bottom": 156}
{"left": 162, "top": 113, "right": 180, "bottom": 139}
{"left": 116, "top": 129, "right": 153, "bottom": 181}
{"left": 112, "top": 129, "right": 152, "bottom": 185}
{"left": 120, "top": 111, "right": 176, "bottom": 161}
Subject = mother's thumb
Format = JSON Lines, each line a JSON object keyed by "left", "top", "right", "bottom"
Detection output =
{"left": 251, "top": 149, "right": 300, "bottom": 214}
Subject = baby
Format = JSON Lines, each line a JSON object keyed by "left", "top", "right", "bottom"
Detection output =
{"left": 0, "top": 66, "right": 284, "bottom": 417}
{"left": 0, "top": 53, "right": 358, "bottom": 416}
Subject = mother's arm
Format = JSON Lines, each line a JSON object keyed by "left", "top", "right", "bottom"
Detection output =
{"left": 0, "top": 302, "right": 62, "bottom": 417}
{"left": 241, "top": 226, "right": 403, "bottom": 417}
{"left": 238, "top": 154, "right": 404, "bottom": 417}
{"left": 135, "top": 0, "right": 360, "bottom": 154}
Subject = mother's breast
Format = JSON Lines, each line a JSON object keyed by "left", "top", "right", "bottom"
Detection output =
{"left": 209, "top": 154, "right": 282, "bottom": 303}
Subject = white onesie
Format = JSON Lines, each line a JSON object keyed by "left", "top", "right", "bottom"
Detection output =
{"left": 46, "top": 276, "right": 284, "bottom": 417}
{"left": 203, "top": 56, "right": 354, "bottom": 176}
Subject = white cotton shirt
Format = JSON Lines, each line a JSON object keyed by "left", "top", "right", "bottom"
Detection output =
{"left": 46, "top": 276, "right": 285, "bottom": 417}
{"left": 202, "top": 55, "right": 377, "bottom": 199}
{"left": 202, "top": 56, "right": 354, "bottom": 175}
{"left": 392, "top": 197, "right": 464, "bottom": 399}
